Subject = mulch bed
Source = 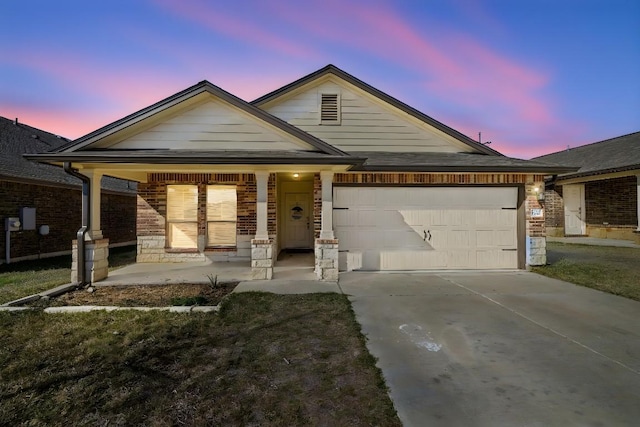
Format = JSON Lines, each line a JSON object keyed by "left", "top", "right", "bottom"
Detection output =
{"left": 39, "top": 282, "right": 238, "bottom": 307}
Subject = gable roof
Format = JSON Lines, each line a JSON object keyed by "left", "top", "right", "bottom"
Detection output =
{"left": 55, "top": 80, "right": 348, "bottom": 157}
{"left": 0, "top": 116, "right": 134, "bottom": 193}
{"left": 252, "top": 64, "right": 502, "bottom": 156}
{"left": 532, "top": 131, "right": 640, "bottom": 180}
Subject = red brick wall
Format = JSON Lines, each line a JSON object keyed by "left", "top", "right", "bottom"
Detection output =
{"left": 585, "top": 176, "right": 637, "bottom": 226}
{"left": 0, "top": 180, "right": 136, "bottom": 261}
{"left": 138, "top": 173, "right": 277, "bottom": 242}
{"left": 544, "top": 186, "right": 564, "bottom": 228}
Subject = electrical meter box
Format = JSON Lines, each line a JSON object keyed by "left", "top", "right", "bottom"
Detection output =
{"left": 20, "top": 207, "right": 36, "bottom": 231}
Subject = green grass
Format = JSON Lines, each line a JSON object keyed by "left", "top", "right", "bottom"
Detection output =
{"left": 532, "top": 242, "right": 640, "bottom": 301}
{"left": 0, "top": 293, "right": 400, "bottom": 426}
{"left": 0, "top": 246, "right": 136, "bottom": 304}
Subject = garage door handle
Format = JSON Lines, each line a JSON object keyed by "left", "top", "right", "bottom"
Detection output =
{"left": 501, "top": 248, "right": 517, "bottom": 251}
{"left": 333, "top": 207, "right": 349, "bottom": 210}
{"left": 423, "top": 230, "right": 431, "bottom": 241}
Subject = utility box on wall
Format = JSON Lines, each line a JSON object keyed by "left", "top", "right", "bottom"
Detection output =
{"left": 20, "top": 207, "right": 36, "bottom": 231}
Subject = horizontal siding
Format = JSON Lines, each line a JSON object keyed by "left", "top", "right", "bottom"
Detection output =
{"left": 264, "top": 81, "right": 474, "bottom": 153}
{"left": 108, "top": 100, "right": 314, "bottom": 151}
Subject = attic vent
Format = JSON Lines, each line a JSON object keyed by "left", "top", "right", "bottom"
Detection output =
{"left": 320, "top": 93, "right": 340, "bottom": 124}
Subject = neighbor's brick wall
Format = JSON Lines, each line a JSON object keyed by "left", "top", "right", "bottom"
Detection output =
{"left": 585, "top": 176, "right": 637, "bottom": 226}
{"left": 544, "top": 186, "right": 564, "bottom": 228}
{"left": 0, "top": 180, "right": 136, "bottom": 261}
{"left": 138, "top": 173, "right": 276, "bottom": 245}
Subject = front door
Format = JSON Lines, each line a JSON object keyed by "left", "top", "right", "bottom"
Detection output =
{"left": 564, "top": 184, "right": 586, "bottom": 235}
{"left": 283, "top": 192, "right": 313, "bottom": 248}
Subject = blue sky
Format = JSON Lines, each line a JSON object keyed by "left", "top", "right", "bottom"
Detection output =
{"left": 1, "top": 0, "right": 638, "bottom": 158}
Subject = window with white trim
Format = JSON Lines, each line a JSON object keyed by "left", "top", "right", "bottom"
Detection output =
{"left": 320, "top": 93, "right": 341, "bottom": 124}
{"left": 166, "top": 185, "right": 198, "bottom": 249}
{"left": 207, "top": 185, "right": 237, "bottom": 247}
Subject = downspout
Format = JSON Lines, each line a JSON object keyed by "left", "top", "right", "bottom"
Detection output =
{"left": 63, "top": 162, "right": 90, "bottom": 285}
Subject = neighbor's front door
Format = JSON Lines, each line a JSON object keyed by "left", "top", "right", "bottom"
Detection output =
{"left": 564, "top": 184, "right": 586, "bottom": 235}
{"left": 283, "top": 192, "right": 313, "bottom": 248}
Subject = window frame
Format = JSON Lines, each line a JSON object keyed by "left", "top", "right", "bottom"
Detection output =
{"left": 166, "top": 184, "right": 199, "bottom": 250}
{"left": 206, "top": 185, "right": 238, "bottom": 248}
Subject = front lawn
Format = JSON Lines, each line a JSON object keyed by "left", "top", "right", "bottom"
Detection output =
{"left": 0, "top": 292, "right": 400, "bottom": 426}
{"left": 532, "top": 242, "right": 640, "bottom": 301}
{"left": 0, "top": 246, "right": 136, "bottom": 304}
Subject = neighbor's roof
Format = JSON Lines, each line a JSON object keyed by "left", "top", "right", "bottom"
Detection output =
{"left": 532, "top": 131, "right": 640, "bottom": 180}
{"left": 252, "top": 64, "right": 503, "bottom": 157}
{"left": 0, "top": 116, "right": 135, "bottom": 193}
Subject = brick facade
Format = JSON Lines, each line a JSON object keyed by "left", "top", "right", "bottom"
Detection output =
{"left": 544, "top": 186, "right": 564, "bottom": 228}
{"left": 585, "top": 176, "right": 637, "bottom": 226}
{"left": 0, "top": 179, "right": 136, "bottom": 263}
{"left": 137, "top": 173, "right": 276, "bottom": 261}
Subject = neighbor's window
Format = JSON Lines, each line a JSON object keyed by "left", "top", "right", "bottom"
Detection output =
{"left": 207, "top": 185, "right": 237, "bottom": 247}
{"left": 166, "top": 185, "right": 198, "bottom": 249}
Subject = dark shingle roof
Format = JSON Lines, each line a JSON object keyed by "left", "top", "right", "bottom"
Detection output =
{"left": 532, "top": 131, "right": 640, "bottom": 180}
{"left": 0, "top": 116, "right": 135, "bottom": 193}
{"left": 350, "top": 152, "right": 576, "bottom": 173}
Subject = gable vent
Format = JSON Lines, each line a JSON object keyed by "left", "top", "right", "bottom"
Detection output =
{"left": 320, "top": 93, "right": 340, "bottom": 124}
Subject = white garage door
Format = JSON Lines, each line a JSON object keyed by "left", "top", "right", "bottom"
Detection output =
{"left": 334, "top": 187, "right": 519, "bottom": 270}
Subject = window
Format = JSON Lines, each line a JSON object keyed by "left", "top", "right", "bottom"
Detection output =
{"left": 207, "top": 185, "right": 237, "bottom": 247}
{"left": 166, "top": 185, "right": 198, "bottom": 249}
{"left": 320, "top": 93, "right": 341, "bottom": 124}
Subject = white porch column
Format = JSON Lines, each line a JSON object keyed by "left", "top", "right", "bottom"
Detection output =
{"left": 636, "top": 174, "right": 640, "bottom": 231}
{"left": 255, "top": 171, "right": 270, "bottom": 240}
{"left": 320, "top": 171, "right": 334, "bottom": 239}
{"left": 84, "top": 170, "right": 103, "bottom": 240}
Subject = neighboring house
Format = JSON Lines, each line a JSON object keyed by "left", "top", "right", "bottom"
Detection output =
{"left": 27, "top": 65, "right": 572, "bottom": 283}
{"left": 533, "top": 132, "right": 640, "bottom": 243}
{"left": 0, "top": 116, "right": 137, "bottom": 264}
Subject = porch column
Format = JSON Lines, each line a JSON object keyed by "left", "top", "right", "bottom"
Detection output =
{"left": 254, "top": 171, "right": 270, "bottom": 240}
{"left": 84, "top": 170, "right": 103, "bottom": 240}
{"left": 251, "top": 171, "right": 273, "bottom": 280}
{"left": 315, "top": 171, "right": 338, "bottom": 281}
{"left": 71, "top": 169, "right": 109, "bottom": 284}
{"left": 636, "top": 174, "right": 640, "bottom": 231}
{"left": 319, "top": 171, "right": 334, "bottom": 239}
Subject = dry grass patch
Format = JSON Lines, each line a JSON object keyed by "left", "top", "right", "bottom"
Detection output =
{"left": 0, "top": 246, "right": 136, "bottom": 304}
{"left": 41, "top": 282, "right": 237, "bottom": 307}
{"left": 0, "top": 292, "right": 400, "bottom": 426}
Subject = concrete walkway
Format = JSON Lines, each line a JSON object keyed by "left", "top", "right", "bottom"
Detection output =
{"left": 340, "top": 271, "right": 640, "bottom": 426}
{"left": 548, "top": 236, "right": 640, "bottom": 248}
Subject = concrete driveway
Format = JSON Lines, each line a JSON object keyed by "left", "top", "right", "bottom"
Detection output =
{"left": 339, "top": 271, "right": 640, "bottom": 427}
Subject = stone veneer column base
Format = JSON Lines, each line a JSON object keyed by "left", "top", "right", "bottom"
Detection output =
{"left": 315, "top": 238, "right": 339, "bottom": 281}
{"left": 526, "top": 237, "right": 546, "bottom": 266}
{"left": 71, "top": 238, "right": 109, "bottom": 284}
{"left": 251, "top": 239, "right": 274, "bottom": 280}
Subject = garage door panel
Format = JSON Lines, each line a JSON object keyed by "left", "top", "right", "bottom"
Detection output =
{"left": 334, "top": 187, "right": 519, "bottom": 270}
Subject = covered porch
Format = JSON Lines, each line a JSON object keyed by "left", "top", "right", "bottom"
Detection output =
{"left": 66, "top": 164, "right": 344, "bottom": 286}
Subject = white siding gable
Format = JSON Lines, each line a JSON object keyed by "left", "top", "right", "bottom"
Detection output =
{"left": 103, "top": 99, "right": 317, "bottom": 151}
{"left": 261, "top": 78, "right": 476, "bottom": 153}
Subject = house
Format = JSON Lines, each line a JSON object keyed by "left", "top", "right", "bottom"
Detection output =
{"left": 26, "top": 65, "right": 573, "bottom": 283}
{"left": 533, "top": 132, "right": 640, "bottom": 243}
{"left": 0, "top": 116, "right": 137, "bottom": 264}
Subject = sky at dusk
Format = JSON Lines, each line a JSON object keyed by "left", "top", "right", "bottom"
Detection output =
{"left": 1, "top": 0, "right": 639, "bottom": 159}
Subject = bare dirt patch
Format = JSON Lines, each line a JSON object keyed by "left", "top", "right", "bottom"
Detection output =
{"left": 43, "top": 282, "right": 238, "bottom": 307}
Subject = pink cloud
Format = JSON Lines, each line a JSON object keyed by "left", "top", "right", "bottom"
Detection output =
{"left": 151, "top": 0, "right": 318, "bottom": 60}
{"left": 269, "top": 0, "right": 587, "bottom": 157}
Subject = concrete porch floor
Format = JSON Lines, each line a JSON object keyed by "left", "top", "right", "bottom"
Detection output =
{"left": 99, "top": 251, "right": 317, "bottom": 286}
